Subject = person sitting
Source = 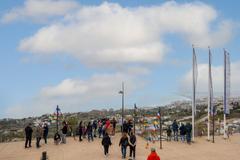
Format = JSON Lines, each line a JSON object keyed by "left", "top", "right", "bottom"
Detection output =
{"left": 166, "top": 126, "right": 172, "bottom": 141}
{"left": 147, "top": 148, "right": 160, "bottom": 160}
{"left": 54, "top": 132, "right": 61, "bottom": 145}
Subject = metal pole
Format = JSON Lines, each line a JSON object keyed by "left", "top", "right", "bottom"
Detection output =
{"left": 208, "top": 47, "right": 211, "bottom": 141}
{"left": 134, "top": 103, "right": 136, "bottom": 134}
{"left": 223, "top": 51, "right": 227, "bottom": 139}
{"left": 159, "top": 107, "right": 162, "bottom": 149}
{"left": 192, "top": 46, "right": 196, "bottom": 142}
{"left": 213, "top": 111, "right": 215, "bottom": 143}
{"left": 122, "top": 82, "right": 124, "bottom": 133}
{"left": 56, "top": 105, "right": 59, "bottom": 132}
{"left": 41, "top": 151, "right": 47, "bottom": 160}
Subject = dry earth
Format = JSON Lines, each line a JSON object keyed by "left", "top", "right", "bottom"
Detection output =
{"left": 0, "top": 133, "right": 239, "bottom": 160}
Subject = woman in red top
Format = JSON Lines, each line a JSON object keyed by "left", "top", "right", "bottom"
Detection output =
{"left": 147, "top": 148, "right": 160, "bottom": 160}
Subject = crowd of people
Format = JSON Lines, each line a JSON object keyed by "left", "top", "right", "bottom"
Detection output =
{"left": 24, "top": 117, "right": 162, "bottom": 159}
{"left": 166, "top": 119, "right": 192, "bottom": 144}
{"left": 24, "top": 123, "right": 49, "bottom": 148}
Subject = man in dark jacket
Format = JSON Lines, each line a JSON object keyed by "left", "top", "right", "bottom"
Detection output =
{"left": 24, "top": 123, "right": 33, "bottom": 148}
{"left": 119, "top": 132, "right": 129, "bottom": 159}
{"left": 43, "top": 123, "right": 49, "bottom": 144}
{"left": 61, "top": 121, "right": 68, "bottom": 144}
{"left": 93, "top": 120, "right": 98, "bottom": 137}
{"left": 129, "top": 131, "right": 136, "bottom": 160}
{"left": 86, "top": 122, "right": 93, "bottom": 142}
{"left": 101, "top": 133, "right": 112, "bottom": 157}
{"left": 172, "top": 120, "right": 179, "bottom": 141}
{"left": 79, "top": 121, "right": 83, "bottom": 141}
{"left": 179, "top": 123, "right": 186, "bottom": 142}
{"left": 122, "top": 121, "right": 128, "bottom": 133}
{"left": 111, "top": 118, "right": 117, "bottom": 135}
{"left": 185, "top": 122, "right": 192, "bottom": 144}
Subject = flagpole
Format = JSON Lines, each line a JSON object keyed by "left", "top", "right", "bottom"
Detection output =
{"left": 134, "top": 103, "right": 136, "bottom": 134}
{"left": 192, "top": 45, "right": 196, "bottom": 142}
{"left": 223, "top": 50, "right": 227, "bottom": 139}
{"left": 207, "top": 47, "right": 211, "bottom": 141}
{"left": 119, "top": 82, "right": 125, "bottom": 133}
{"left": 56, "top": 105, "right": 59, "bottom": 132}
{"left": 213, "top": 111, "right": 215, "bottom": 143}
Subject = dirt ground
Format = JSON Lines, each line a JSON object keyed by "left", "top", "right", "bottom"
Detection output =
{"left": 0, "top": 133, "right": 239, "bottom": 160}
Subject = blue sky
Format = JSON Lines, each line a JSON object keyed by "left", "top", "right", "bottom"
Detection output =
{"left": 0, "top": 0, "right": 239, "bottom": 118}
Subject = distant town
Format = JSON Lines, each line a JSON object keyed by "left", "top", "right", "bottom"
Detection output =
{"left": 1, "top": 97, "right": 240, "bottom": 142}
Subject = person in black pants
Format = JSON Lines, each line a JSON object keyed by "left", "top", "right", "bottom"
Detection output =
{"left": 86, "top": 122, "right": 93, "bottom": 142}
{"left": 172, "top": 119, "right": 179, "bottom": 141}
{"left": 101, "top": 133, "right": 112, "bottom": 157}
{"left": 119, "top": 132, "right": 129, "bottom": 159}
{"left": 24, "top": 123, "right": 33, "bottom": 148}
{"left": 129, "top": 131, "right": 136, "bottom": 160}
{"left": 36, "top": 124, "right": 42, "bottom": 148}
{"left": 185, "top": 122, "right": 192, "bottom": 144}
{"left": 43, "top": 123, "right": 49, "bottom": 144}
{"left": 79, "top": 121, "right": 83, "bottom": 141}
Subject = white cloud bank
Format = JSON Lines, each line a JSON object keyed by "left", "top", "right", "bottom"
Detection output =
{"left": 5, "top": 70, "right": 146, "bottom": 118}
{"left": 180, "top": 61, "right": 240, "bottom": 97}
{"left": 14, "top": 1, "right": 234, "bottom": 67}
{"left": 1, "top": 0, "right": 79, "bottom": 23}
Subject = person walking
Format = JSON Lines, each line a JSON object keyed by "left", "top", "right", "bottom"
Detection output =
{"left": 185, "top": 122, "right": 192, "bottom": 144}
{"left": 129, "top": 131, "right": 136, "bottom": 160}
{"left": 172, "top": 120, "right": 179, "bottom": 141}
{"left": 98, "top": 120, "right": 103, "bottom": 138}
{"left": 147, "top": 148, "right": 160, "bottom": 160}
{"left": 123, "top": 121, "right": 128, "bottom": 133}
{"left": 43, "top": 123, "right": 49, "bottom": 144}
{"left": 127, "top": 120, "right": 133, "bottom": 135}
{"left": 111, "top": 118, "right": 117, "bottom": 136}
{"left": 61, "top": 121, "right": 68, "bottom": 144}
{"left": 24, "top": 123, "right": 33, "bottom": 148}
{"left": 101, "top": 133, "right": 112, "bottom": 157}
{"left": 79, "top": 121, "right": 83, "bottom": 141}
{"left": 179, "top": 123, "right": 186, "bottom": 142}
{"left": 86, "top": 122, "right": 93, "bottom": 142}
{"left": 166, "top": 126, "right": 172, "bottom": 141}
{"left": 83, "top": 122, "right": 87, "bottom": 138}
{"left": 93, "top": 120, "right": 98, "bottom": 138}
{"left": 36, "top": 124, "right": 43, "bottom": 148}
{"left": 119, "top": 132, "right": 129, "bottom": 159}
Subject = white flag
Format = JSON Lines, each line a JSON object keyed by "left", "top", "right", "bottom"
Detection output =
{"left": 192, "top": 47, "right": 198, "bottom": 115}
{"left": 224, "top": 50, "right": 231, "bottom": 114}
{"left": 208, "top": 48, "right": 214, "bottom": 116}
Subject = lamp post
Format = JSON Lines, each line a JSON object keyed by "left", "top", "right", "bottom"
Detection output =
{"left": 119, "top": 82, "right": 124, "bottom": 133}
{"left": 133, "top": 103, "right": 137, "bottom": 134}
{"left": 56, "top": 105, "right": 60, "bottom": 132}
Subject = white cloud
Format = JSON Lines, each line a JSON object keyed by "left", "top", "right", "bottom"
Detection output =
{"left": 5, "top": 70, "right": 147, "bottom": 118}
{"left": 180, "top": 61, "right": 240, "bottom": 97}
{"left": 17, "top": 1, "right": 235, "bottom": 68}
{"left": 1, "top": 0, "right": 79, "bottom": 23}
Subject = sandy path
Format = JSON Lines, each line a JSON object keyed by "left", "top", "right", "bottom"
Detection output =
{"left": 0, "top": 134, "right": 239, "bottom": 160}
